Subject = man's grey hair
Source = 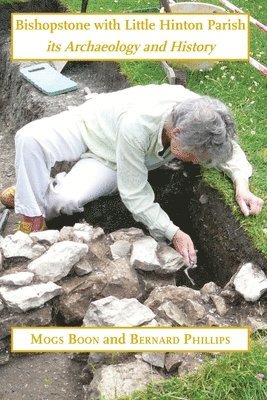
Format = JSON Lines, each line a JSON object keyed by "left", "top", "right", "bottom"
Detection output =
{"left": 168, "top": 96, "right": 236, "bottom": 164}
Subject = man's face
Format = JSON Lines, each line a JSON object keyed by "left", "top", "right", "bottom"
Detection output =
{"left": 170, "top": 138, "right": 199, "bottom": 164}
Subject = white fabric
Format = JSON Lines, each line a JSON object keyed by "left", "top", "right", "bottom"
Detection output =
{"left": 15, "top": 84, "right": 252, "bottom": 241}
{"left": 15, "top": 111, "right": 117, "bottom": 220}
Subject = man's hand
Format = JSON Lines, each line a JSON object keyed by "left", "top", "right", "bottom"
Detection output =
{"left": 235, "top": 178, "right": 264, "bottom": 216}
{"left": 172, "top": 229, "right": 197, "bottom": 267}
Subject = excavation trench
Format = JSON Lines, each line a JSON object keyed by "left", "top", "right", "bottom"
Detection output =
{"left": 0, "top": 0, "right": 266, "bottom": 290}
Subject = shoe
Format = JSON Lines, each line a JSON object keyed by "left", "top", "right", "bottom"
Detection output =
{"left": 0, "top": 186, "right": 15, "bottom": 208}
{"left": 17, "top": 216, "right": 47, "bottom": 234}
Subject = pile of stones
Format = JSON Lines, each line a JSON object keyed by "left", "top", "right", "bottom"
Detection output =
{"left": 0, "top": 223, "right": 266, "bottom": 399}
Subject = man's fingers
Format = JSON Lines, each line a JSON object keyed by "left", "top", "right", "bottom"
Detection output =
{"left": 188, "top": 239, "right": 197, "bottom": 263}
{"left": 180, "top": 249, "right": 190, "bottom": 267}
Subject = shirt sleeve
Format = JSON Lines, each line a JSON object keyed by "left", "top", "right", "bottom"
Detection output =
{"left": 116, "top": 117, "right": 179, "bottom": 241}
{"left": 216, "top": 140, "right": 253, "bottom": 182}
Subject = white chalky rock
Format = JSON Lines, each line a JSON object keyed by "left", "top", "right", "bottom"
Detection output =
{"left": 210, "top": 295, "right": 228, "bottom": 316}
{"left": 73, "top": 223, "right": 94, "bottom": 243}
{"left": 0, "top": 251, "right": 3, "bottom": 270}
{"left": 28, "top": 241, "right": 88, "bottom": 282}
{"left": 141, "top": 352, "right": 165, "bottom": 368}
{"left": 233, "top": 262, "right": 267, "bottom": 302}
{"left": 0, "top": 300, "right": 4, "bottom": 312}
{"left": 110, "top": 240, "right": 131, "bottom": 260}
{"left": 0, "top": 231, "right": 34, "bottom": 259}
{"left": 29, "top": 230, "right": 60, "bottom": 245}
{"left": 0, "top": 271, "right": 34, "bottom": 286}
{"left": 158, "top": 301, "right": 191, "bottom": 326}
{"left": 74, "top": 258, "right": 93, "bottom": 276}
{"left": 83, "top": 296, "right": 155, "bottom": 326}
{"left": 157, "top": 245, "right": 184, "bottom": 273}
{"left": 0, "top": 282, "right": 62, "bottom": 312}
{"left": 130, "top": 237, "right": 160, "bottom": 271}
{"left": 32, "top": 244, "right": 47, "bottom": 259}
{"left": 84, "top": 360, "right": 161, "bottom": 399}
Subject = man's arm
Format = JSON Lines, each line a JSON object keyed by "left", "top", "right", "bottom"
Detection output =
{"left": 217, "top": 141, "right": 264, "bottom": 215}
{"left": 116, "top": 118, "right": 178, "bottom": 241}
{"left": 116, "top": 122, "right": 197, "bottom": 266}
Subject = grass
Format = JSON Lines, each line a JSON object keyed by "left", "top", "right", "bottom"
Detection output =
{"left": 117, "top": 336, "right": 267, "bottom": 400}
{"left": 80, "top": 0, "right": 267, "bottom": 258}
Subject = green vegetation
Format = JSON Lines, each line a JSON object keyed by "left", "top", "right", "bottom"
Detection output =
{"left": 118, "top": 336, "right": 267, "bottom": 400}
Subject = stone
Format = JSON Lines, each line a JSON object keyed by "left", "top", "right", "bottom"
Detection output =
{"left": 89, "top": 239, "right": 109, "bottom": 260}
{"left": 145, "top": 319, "right": 159, "bottom": 327}
{"left": 0, "top": 271, "right": 34, "bottom": 286}
{"left": 28, "top": 241, "right": 88, "bottom": 282}
{"left": 184, "top": 299, "right": 206, "bottom": 322}
{"left": 157, "top": 243, "right": 184, "bottom": 274}
{"left": 130, "top": 237, "right": 160, "bottom": 271}
{"left": 0, "top": 305, "right": 52, "bottom": 339}
{"left": 101, "top": 258, "right": 142, "bottom": 300}
{"left": 210, "top": 295, "right": 228, "bottom": 316}
{"left": 91, "top": 227, "right": 105, "bottom": 241}
{"left": 59, "top": 226, "right": 74, "bottom": 241}
{"left": 87, "top": 352, "right": 107, "bottom": 366}
{"left": 205, "top": 315, "right": 221, "bottom": 326}
{"left": 29, "top": 230, "right": 60, "bottom": 245}
{"left": 220, "top": 289, "right": 240, "bottom": 303}
{"left": 233, "top": 262, "right": 267, "bottom": 302}
{"left": 0, "top": 346, "right": 9, "bottom": 365}
{"left": 73, "top": 258, "right": 93, "bottom": 276}
{"left": 246, "top": 316, "right": 267, "bottom": 333}
{"left": 83, "top": 296, "right": 155, "bottom": 326}
{"left": 199, "top": 194, "right": 209, "bottom": 204}
{"left": 200, "top": 282, "right": 221, "bottom": 296}
{"left": 109, "top": 228, "right": 145, "bottom": 242}
{"left": 0, "top": 251, "right": 3, "bottom": 271}
{"left": 141, "top": 352, "right": 165, "bottom": 368}
{"left": 0, "top": 231, "right": 33, "bottom": 259}
{"left": 87, "top": 352, "right": 132, "bottom": 369}
{"left": 73, "top": 222, "right": 93, "bottom": 231}
{"left": 0, "top": 300, "right": 4, "bottom": 313}
{"left": 32, "top": 244, "right": 47, "bottom": 259}
{"left": 73, "top": 230, "right": 93, "bottom": 244}
{"left": 0, "top": 282, "right": 62, "bottom": 312}
{"left": 58, "top": 271, "right": 107, "bottom": 324}
{"left": 158, "top": 301, "right": 191, "bottom": 326}
{"left": 110, "top": 240, "right": 131, "bottom": 260}
{"left": 178, "top": 353, "right": 205, "bottom": 376}
{"left": 137, "top": 272, "right": 176, "bottom": 297}
{"left": 72, "top": 223, "right": 94, "bottom": 244}
{"left": 83, "top": 360, "right": 161, "bottom": 400}
{"left": 164, "top": 353, "right": 183, "bottom": 372}
{"left": 145, "top": 285, "right": 202, "bottom": 311}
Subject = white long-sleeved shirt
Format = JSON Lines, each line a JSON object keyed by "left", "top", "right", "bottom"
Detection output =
{"left": 73, "top": 84, "right": 252, "bottom": 241}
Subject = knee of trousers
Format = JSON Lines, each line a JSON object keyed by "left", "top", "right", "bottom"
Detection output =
{"left": 45, "top": 187, "right": 83, "bottom": 220}
{"left": 15, "top": 125, "right": 38, "bottom": 149}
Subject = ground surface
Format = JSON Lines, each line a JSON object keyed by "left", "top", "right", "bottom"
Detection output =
{"left": 0, "top": 354, "right": 84, "bottom": 400}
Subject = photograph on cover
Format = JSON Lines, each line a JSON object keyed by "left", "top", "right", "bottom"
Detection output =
{"left": 0, "top": 1, "right": 266, "bottom": 399}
